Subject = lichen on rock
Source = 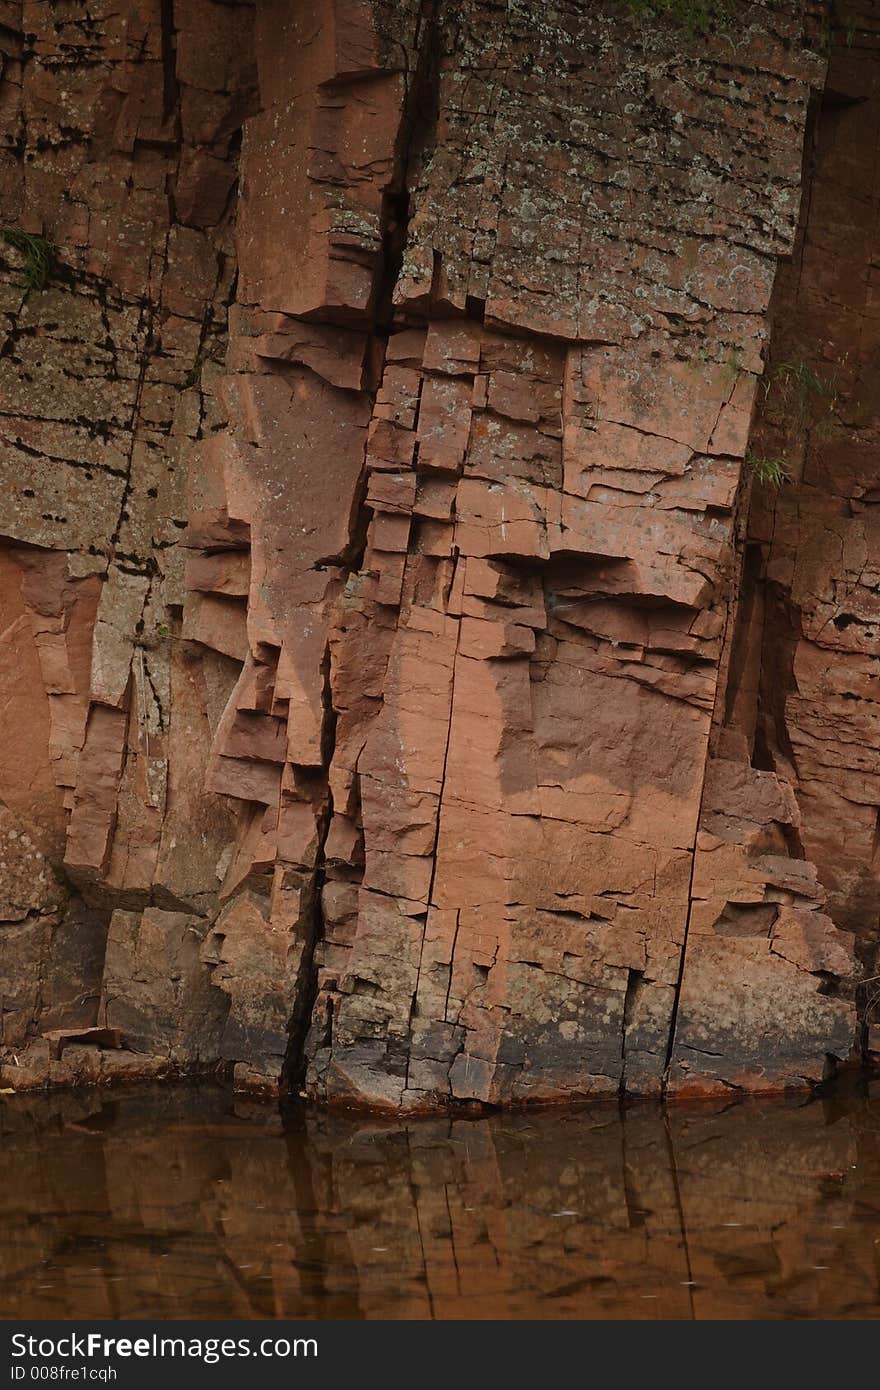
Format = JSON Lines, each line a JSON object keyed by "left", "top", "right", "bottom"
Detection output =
{"left": 0, "top": 0, "right": 871, "bottom": 1107}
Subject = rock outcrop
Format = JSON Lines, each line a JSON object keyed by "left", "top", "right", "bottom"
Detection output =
{"left": 0, "top": 0, "right": 875, "bottom": 1107}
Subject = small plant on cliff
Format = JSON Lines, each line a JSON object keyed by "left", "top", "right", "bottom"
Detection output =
{"left": 763, "top": 356, "right": 838, "bottom": 435}
{"left": 623, "top": 0, "right": 730, "bottom": 34}
{"left": 723, "top": 345, "right": 748, "bottom": 380}
{"left": 745, "top": 451, "right": 788, "bottom": 487}
{"left": 1, "top": 229, "right": 54, "bottom": 292}
{"left": 824, "top": 3, "right": 859, "bottom": 51}
{"left": 772, "top": 357, "right": 830, "bottom": 403}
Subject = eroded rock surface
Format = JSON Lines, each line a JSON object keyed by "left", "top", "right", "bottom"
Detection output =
{"left": 0, "top": 0, "right": 873, "bottom": 1106}
{"left": 669, "top": 3, "right": 880, "bottom": 1093}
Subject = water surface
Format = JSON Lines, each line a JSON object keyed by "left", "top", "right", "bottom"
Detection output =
{"left": 3, "top": 1083, "right": 880, "bottom": 1319}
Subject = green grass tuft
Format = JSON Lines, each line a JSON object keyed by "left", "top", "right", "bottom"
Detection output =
{"left": 1, "top": 228, "right": 55, "bottom": 292}
{"left": 761, "top": 356, "right": 839, "bottom": 436}
{"left": 746, "top": 452, "right": 788, "bottom": 488}
{"left": 772, "top": 358, "right": 832, "bottom": 402}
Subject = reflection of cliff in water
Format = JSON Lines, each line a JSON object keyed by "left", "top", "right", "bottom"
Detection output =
{"left": 3, "top": 1084, "right": 880, "bottom": 1319}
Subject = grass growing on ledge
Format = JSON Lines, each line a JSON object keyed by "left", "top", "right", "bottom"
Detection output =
{"left": 746, "top": 452, "right": 788, "bottom": 488}
{"left": 763, "top": 357, "right": 839, "bottom": 435}
{"left": 623, "top": 0, "right": 730, "bottom": 33}
{"left": 772, "top": 358, "right": 831, "bottom": 406}
{"left": 1, "top": 229, "right": 54, "bottom": 291}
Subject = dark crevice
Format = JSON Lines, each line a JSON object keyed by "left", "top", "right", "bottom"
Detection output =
{"left": 278, "top": 0, "right": 444, "bottom": 1105}
{"left": 159, "top": 0, "right": 180, "bottom": 123}
{"left": 280, "top": 710, "right": 334, "bottom": 1097}
{"left": 619, "top": 967, "right": 646, "bottom": 1095}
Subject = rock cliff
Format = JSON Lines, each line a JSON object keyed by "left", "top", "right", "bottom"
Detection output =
{"left": 0, "top": 0, "right": 875, "bottom": 1107}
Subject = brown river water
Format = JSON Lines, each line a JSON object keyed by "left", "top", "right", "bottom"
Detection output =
{"left": 3, "top": 1083, "right": 880, "bottom": 1319}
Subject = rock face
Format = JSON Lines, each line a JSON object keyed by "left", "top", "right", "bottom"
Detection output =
{"left": 0, "top": 0, "right": 874, "bottom": 1106}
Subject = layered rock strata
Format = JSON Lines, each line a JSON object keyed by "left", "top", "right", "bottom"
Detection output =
{"left": 0, "top": 0, "right": 873, "bottom": 1107}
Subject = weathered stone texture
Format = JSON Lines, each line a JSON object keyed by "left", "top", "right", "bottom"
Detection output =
{"left": 0, "top": 0, "right": 255, "bottom": 1075}
{"left": 1, "top": 0, "right": 872, "bottom": 1106}
{"left": 669, "top": 5, "right": 880, "bottom": 1092}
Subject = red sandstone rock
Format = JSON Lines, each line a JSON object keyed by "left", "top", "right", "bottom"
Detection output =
{"left": 0, "top": 0, "right": 865, "bottom": 1107}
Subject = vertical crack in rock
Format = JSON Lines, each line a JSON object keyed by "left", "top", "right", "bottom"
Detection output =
{"left": 621, "top": 966, "right": 647, "bottom": 1095}
{"left": 281, "top": 644, "right": 336, "bottom": 1095}
{"left": 663, "top": 476, "right": 748, "bottom": 1087}
{"left": 403, "top": 541, "right": 461, "bottom": 1092}
{"left": 159, "top": 0, "right": 179, "bottom": 123}
{"left": 279, "top": 0, "right": 444, "bottom": 1097}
